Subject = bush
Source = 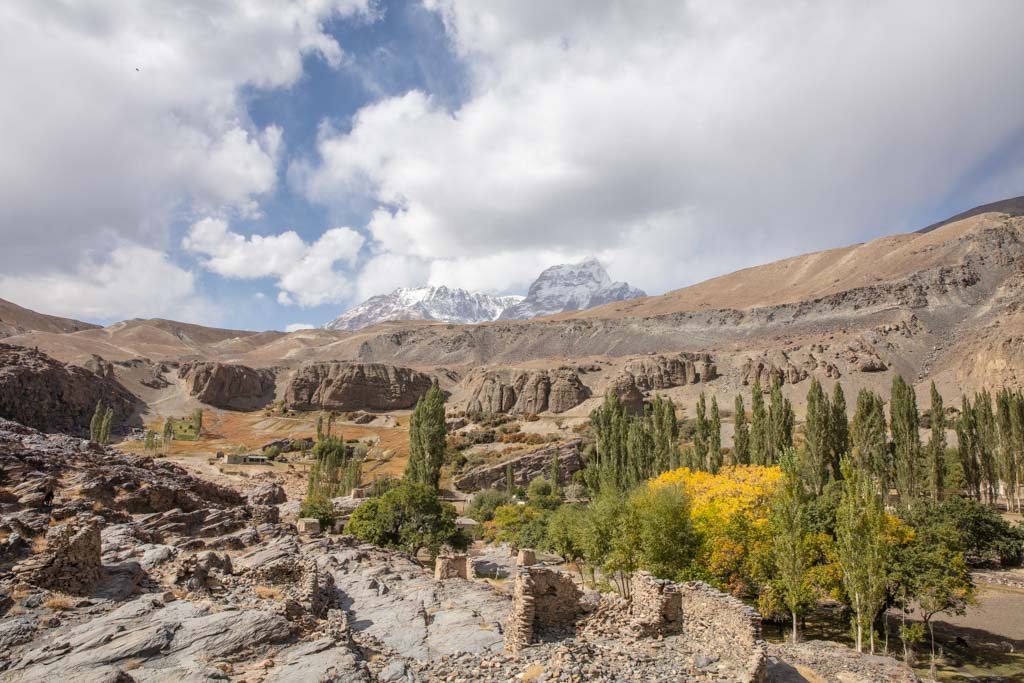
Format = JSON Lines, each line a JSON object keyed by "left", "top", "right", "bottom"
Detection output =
{"left": 299, "top": 495, "right": 335, "bottom": 529}
{"left": 527, "top": 476, "right": 561, "bottom": 510}
{"left": 347, "top": 481, "right": 466, "bottom": 558}
{"left": 492, "top": 503, "right": 548, "bottom": 549}
{"left": 465, "top": 488, "right": 512, "bottom": 523}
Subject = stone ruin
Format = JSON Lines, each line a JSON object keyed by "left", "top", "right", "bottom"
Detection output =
{"left": 434, "top": 554, "right": 472, "bottom": 580}
{"left": 12, "top": 515, "right": 102, "bottom": 595}
{"left": 504, "top": 568, "right": 768, "bottom": 683}
{"left": 515, "top": 548, "right": 536, "bottom": 567}
{"left": 505, "top": 567, "right": 584, "bottom": 652}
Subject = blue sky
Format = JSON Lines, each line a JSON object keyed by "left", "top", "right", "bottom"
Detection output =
{"left": 1, "top": 1, "right": 1023, "bottom": 332}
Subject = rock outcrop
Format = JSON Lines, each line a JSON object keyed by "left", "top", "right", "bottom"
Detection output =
{"left": 284, "top": 362, "right": 436, "bottom": 411}
{"left": 179, "top": 361, "right": 276, "bottom": 410}
{"left": 741, "top": 355, "right": 808, "bottom": 387}
{"left": 607, "top": 373, "right": 645, "bottom": 414}
{"left": 465, "top": 367, "right": 590, "bottom": 414}
{"left": 623, "top": 353, "right": 716, "bottom": 390}
{"left": 0, "top": 344, "right": 140, "bottom": 435}
{"left": 454, "top": 440, "right": 583, "bottom": 491}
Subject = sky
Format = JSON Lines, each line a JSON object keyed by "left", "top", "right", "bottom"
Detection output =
{"left": 1, "top": 0, "right": 1023, "bottom": 333}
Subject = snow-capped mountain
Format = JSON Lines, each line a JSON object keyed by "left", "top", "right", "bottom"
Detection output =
{"left": 323, "top": 286, "right": 524, "bottom": 331}
{"left": 322, "top": 258, "right": 644, "bottom": 331}
{"left": 499, "top": 257, "right": 646, "bottom": 319}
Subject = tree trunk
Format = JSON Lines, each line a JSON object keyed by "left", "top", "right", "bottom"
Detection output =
{"left": 791, "top": 610, "right": 798, "bottom": 644}
{"left": 928, "top": 618, "right": 937, "bottom": 681}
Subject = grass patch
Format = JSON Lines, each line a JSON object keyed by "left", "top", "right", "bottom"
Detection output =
{"left": 42, "top": 594, "right": 75, "bottom": 611}
{"left": 254, "top": 585, "right": 282, "bottom": 600}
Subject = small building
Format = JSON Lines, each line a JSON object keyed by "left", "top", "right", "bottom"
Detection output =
{"left": 455, "top": 516, "right": 480, "bottom": 531}
{"left": 225, "top": 453, "right": 268, "bottom": 465}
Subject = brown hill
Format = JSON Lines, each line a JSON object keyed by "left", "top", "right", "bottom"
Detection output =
{"left": 0, "top": 297, "right": 99, "bottom": 339}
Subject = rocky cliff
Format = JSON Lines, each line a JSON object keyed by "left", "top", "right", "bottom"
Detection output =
{"left": 179, "top": 361, "right": 276, "bottom": 410}
{"left": 623, "top": 353, "right": 717, "bottom": 390}
{"left": 0, "top": 344, "right": 140, "bottom": 434}
{"left": 464, "top": 367, "right": 590, "bottom": 414}
{"left": 284, "top": 362, "right": 436, "bottom": 411}
{"left": 454, "top": 439, "right": 584, "bottom": 491}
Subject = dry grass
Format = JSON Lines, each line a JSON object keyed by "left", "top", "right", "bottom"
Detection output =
{"left": 31, "top": 536, "right": 48, "bottom": 553}
{"left": 254, "top": 585, "right": 282, "bottom": 600}
{"left": 42, "top": 594, "right": 75, "bottom": 611}
{"left": 0, "top": 529, "right": 10, "bottom": 541}
{"left": 122, "top": 659, "right": 144, "bottom": 671}
{"left": 521, "top": 663, "right": 546, "bottom": 681}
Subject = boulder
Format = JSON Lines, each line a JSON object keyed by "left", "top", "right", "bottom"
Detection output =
{"left": 608, "top": 373, "right": 645, "bottom": 414}
{"left": 248, "top": 483, "right": 287, "bottom": 506}
{"left": 178, "top": 361, "right": 276, "bottom": 410}
{"left": 284, "top": 362, "right": 435, "bottom": 411}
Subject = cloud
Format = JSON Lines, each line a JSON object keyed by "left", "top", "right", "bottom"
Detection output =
{"left": 308, "top": 0, "right": 1024, "bottom": 296}
{"left": 0, "top": 0, "right": 373, "bottom": 317}
{"left": 184, "top": 218, "right": 365, "bottom": 307}
{"left": 285, "top": 323, "right": 316, "bottom": 332}
{"left": 0, "top": 246, "right": 218, "bottom": 324}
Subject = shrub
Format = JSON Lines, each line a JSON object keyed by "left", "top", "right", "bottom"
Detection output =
{"left": 347, "top": 481, "right": 466, "bottom": 558}
{"left": 299, "top": 495, "right": 335, "bottom": 529}
{"left": 465, "top": 489, "right": 512, "bottom": 523}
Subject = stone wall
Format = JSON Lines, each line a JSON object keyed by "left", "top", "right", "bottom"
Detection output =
{"left": 434, "top": 555, "right": 471, "bottom": 580}
{"left": 504, "top": 567, "right": 583, "bottom": 652}
{"left": 12, "top": 516, "right": 102, "bottom": 594}
{"left": 630, "top": 571, "right": 682, "bottom": 636}
{"left": 676, "top": 580, "right": 767, "bottom": 683}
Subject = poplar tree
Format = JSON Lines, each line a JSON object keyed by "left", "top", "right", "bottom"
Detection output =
{"left": 586, "top": 393, "right": 630, "bottom": 492}
{"left": 767, "top": 377, "right": 793, "bottom": 465}
{"left": 830, "top": 382, "right": 849, "bottom": 479}
{"left": 891, "top": 375, "right": 922, "bottom": 505}
{"left": 852, "top": 389, "right": 889, "bottom": 492}
{"left": 956, "top": 395, "right": 982, "bottom": 500}
{"left": 836, "top": 457, "right": 889, "bottom": 654}
{"left": 316, "top": 413, "right": 324, "bottom": 442}
{"left": 973, "top": 391, "right": 998, "bottom": 504}
{"left": 927, "top": 382, "right": 946, "bottom": 502}
{"left": 99, "top": 407, "right": 113, "bottom": 445}
{"left": 733, "top": 394, "right": 750, "bottom": 465}
{"left": 163, "top": 417, "right": 174, "bottom": 453}
{"left": 708, "top": 396, "right": 722, "bottom": 474}
{"left": 192, "top": 408, "right": 203, "bottom": 438}
{"left": 404, "top": 385, "right": 447, "bottom": 489}
{"left": 650, "top": 395, "right": 680, "bottom": 473}
{"left": 90, "top": 402, "right": 104, "bottom": 442}
{"left": 772, "top": 448, "right": 810, "bottom": 643}
{"left": 694, "top": 392, "right": 709, "bottom": 471}
{"left": 750, "top": 378, "right": 767, "bottom": 466}
{"left": 802, "top": 378, "right": 832, "bottom": 495}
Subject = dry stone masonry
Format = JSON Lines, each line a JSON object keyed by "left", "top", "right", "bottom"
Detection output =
{"left": 434, "top": 554, "right": 471, "bottom": 580}
{"left": 12, "top": 515, "right": 102, "bottom": 594}
{"left": 505, "top": 567, "right": 584, "bottom": 652}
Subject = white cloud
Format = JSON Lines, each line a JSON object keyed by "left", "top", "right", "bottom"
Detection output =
{"left": 0, "top": 0, "right": 373, "bottom": 316}
{"left": 309, "top": 0, "right": 1024, "bottom": 296}
{"left": 0, "top": 246, "right": 218, "bottom": 324}
{"left": 285, "top": 323, "right": 316, "bottom": 332}
{"left": 184, "top": 218, "right": 365, "bottom": 307}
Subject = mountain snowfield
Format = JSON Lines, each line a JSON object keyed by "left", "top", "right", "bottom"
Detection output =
{"left": 323, "top": 258, "right": 645, "bottom": 331}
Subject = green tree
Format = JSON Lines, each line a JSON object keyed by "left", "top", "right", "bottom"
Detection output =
{"left": 404, "top": 385, "right": 447, "bottom": 489}
{"left": 767, "top": 377, "right": 793, "bottom": 465}
{"left": 836, "top": 457, "right": 889, "bottom": 653}
{"left": 972, "top": 391, "right": 999, "bottom": 504}
{"left": 527, "top": 476, "right": 561, "bottom": 510}
{"left": 927, "top": 382, "right": 946, "bottom": 502}
{"left": 956, "top": 395, "right": 982, "bottom": 500}
{"left": 632, "top": 481, "right": 698, "bottom": 581}
{"left": 316, "top": 413, "right": 324, "bottom": 442}
{"left": 348, "top": 480, "right": 466, "bottom": 558}
{"left": 733, "top": 394, "right": 750, "bottom": 465}
{"left": 852, "top": 389, "right": 889, "bottom": 492}
{"left": 708, "top": 396, "right": 722, "bottom": 474}
{"left": 750, "top": 378, "right": 767, "bottom": 465}
{"left": 891, "top": 375, "right": 922, "bottom": 505}
{"left": 586, "top": 393, "right": 630, "bottom": 492}
{"left": 802, "top": 378, "right": 832, "bottom": 495}
{"left": 99, "top": 406, "right": 113, "bottom": 445}
{"left": 162, "top": 417, "right": 174, "bottom": 453}
{"left": 192, "top": 408, "right": 203, "bottom": 438}
{"left": 505, "top": 462, "right": 515, "bottom": 493}
{"left": 772, "top": 448, "right": 811, "bottom": 643}
{"left": 90, "top": 402, "right": 104, "bottom": 442}
{"left": 694, "top": 392, "right": 709, "bottom": 471}
{"left": 545, "top": 504, "right": 586, "bottom": 581}
{"left": 830, "top": 382, "right": 849, "bottom": 479}
{"left": 465, "top": 489, "right": 512, "bottom": 523}
{"left": 650, "top": 395, "right": 680, "bottom": 473}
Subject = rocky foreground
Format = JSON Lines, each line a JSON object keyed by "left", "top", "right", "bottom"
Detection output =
{"left": 0, "top": 419, "right": 919, "bottom": 682}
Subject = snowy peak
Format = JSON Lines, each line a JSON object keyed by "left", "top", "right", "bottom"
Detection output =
{"left": 323, "top": 286, "right": 523, "bottom": 331}
{"left": 322, "top": 258, "right": 643, "bottom": 331}
{"left": 499, "top": 258, "right": 645, "bottom": 319}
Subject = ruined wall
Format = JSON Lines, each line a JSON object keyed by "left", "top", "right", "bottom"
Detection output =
{"left": 676, "top": 580, "right": 767, "bottom": 683}
{"left": 505, "top": 567, "right": 582, "bottom": 652}
{"left": 12, "top": 516, "right": 102, "bottom": 594}
{"left": 630, "top": 571, "right": 683, "bottom": 636}
{"left": 434, "top": 555, "right": 471, "bottom": 580}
